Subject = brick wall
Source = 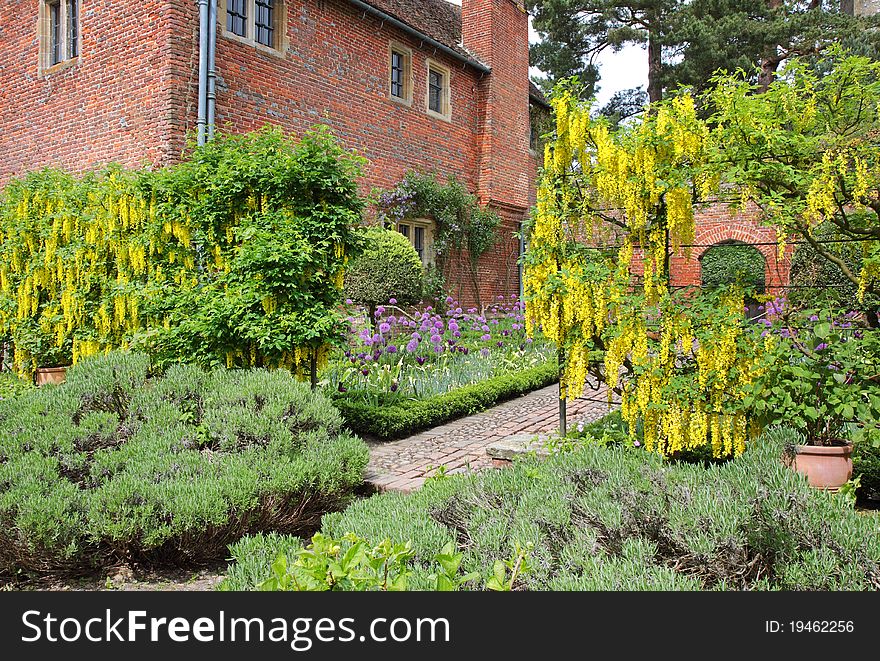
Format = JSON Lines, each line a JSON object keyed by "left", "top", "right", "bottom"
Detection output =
{"left": 0, "top": 0, "right": 536, "bottom": 306}
{"left": 462, "top": 0, "right": 531, "bottom": 209}
{"left": 0, "top": 0, "right": 191, "bottom": 183}
{"left": 626, "top": 202, "right": 794, "bottom": 292}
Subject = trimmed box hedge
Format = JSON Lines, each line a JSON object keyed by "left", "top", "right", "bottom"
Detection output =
{"left": 0, "top": 352, "right": 368, "bottom": 575}
{"left": 331, "top": 362, "right": 559, "bottom": 440}
{"left": 223, "top": 432, "right": 880, "bottom": 591}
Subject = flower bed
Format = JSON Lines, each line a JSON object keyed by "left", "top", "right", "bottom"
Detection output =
{"left": 323, "top": 296, "right": 555, "bottom": 437}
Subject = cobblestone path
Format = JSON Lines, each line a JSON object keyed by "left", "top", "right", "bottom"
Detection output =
{"left": 364, "top": 382, "right": 617, "bottom": 493}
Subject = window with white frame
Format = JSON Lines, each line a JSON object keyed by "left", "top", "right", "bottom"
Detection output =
{"left": 40, "top": 0, "right": 79, "bottom": 71}
{"left": 426, "top": 60, "right": 451, "bottom": 120}
{"left": 396, "top": 219, "right": 434, "bottom": 266}
{"left": 389, "top": 44, "right": 413, "bottom": 105}
{"left": 222, "top": 0, "right": 283, "bottom": 51}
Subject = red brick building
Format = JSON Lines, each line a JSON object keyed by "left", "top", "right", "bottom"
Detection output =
{"left": 0, "top": 0, "right": 547, "bottom": 305}
{"left": 0, "top": 0, "right": 788, "bottom": 303}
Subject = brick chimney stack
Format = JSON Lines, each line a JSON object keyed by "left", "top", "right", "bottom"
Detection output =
{"left": 461, "top": 0, "right": 531, "bottom": 210}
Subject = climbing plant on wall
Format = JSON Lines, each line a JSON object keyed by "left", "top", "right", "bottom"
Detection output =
{"left": 375, "top": 172, "right": 500, "bottom": 308}
{"left": 0, "top": 126, "right": 365, "bottom": 380}
{"left": 523, "top": 84, "right": 769, "bottom": 458}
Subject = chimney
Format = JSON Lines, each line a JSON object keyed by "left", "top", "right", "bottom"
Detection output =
{"left": 461, "top": 0, "right": 531, "bottom": 210}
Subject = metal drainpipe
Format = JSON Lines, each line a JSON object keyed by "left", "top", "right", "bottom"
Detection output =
{"left": 206, "top": 0, "right": 218, "bottom": 141}
{"left": 196, "top": 0, "right": 209, "bottom": 146}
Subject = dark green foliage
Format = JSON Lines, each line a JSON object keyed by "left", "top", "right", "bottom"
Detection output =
{"left": 332, "top": 362, "right": 558, "bottom": 440}
{"left": 343, "top": 227, "right": 423, "bottom": 311}
{"left": 374, "top": 172, "right": 501, "bottom": 307}
{"left": 700, "top": 243, "right": 766, "bottom": 291}
{"left": 789, "top": 223, "right": 879, "bottom": 315}
{"left": 0, "top": 352, "right": 368, "bottom": 575}
{"left": 142, "top": 127, "right": 366, "bottom": 372}
{"left": 527, "top": 0, "right": 879, "bottom": 101}
{"left": 223, "top": 433, "right": 880, "bottom": 591}
{"left": 854, "top": 441, "right": 880, "bottom": 502}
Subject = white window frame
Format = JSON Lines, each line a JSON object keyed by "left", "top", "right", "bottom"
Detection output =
{"left": 396, "top": 219, "right": 435, "bottom": 267}
{"left": 425, "top": 59, "right": 452, "bottom": 122}
{"left": 39, "top": 0, "right": 80, "bottom": 74}
{"left": 220, "top": 0, "right": 287, "bottom": 56}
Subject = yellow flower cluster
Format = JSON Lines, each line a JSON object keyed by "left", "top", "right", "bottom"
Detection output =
{"left": 525, "top": 89, "right": 762, "bottom": 459}
{"left": 0, "top": 176, "right": 345, "bottom": 378}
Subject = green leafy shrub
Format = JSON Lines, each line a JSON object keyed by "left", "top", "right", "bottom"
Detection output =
{"left": 332, "top": 362, "right": 558, "bottom": 440}
{"left": 223, "top": 432, "right": 880, "bottom": 591}
{"left": 854, "top": 441, "right": 880, "bottom": 501}
{"left": 0, "top": 372, "right": 33, "bottom": 401}
{"left": 343, "top": 226, "right": 423, "bottom": 317}
{"left": 0, "top": 127, "right": 364, "bottom": 377}
{"left": 0, "top": 352, "right": 368, "bottom": 574}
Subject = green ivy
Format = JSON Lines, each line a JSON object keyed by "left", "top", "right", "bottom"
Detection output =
{"left": 374, "top": 172, "right": 501, "bottom": 307}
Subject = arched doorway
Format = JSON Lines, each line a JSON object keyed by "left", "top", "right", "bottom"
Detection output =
{"left": 700, "top": 241, "right": 766, "bottom": 319}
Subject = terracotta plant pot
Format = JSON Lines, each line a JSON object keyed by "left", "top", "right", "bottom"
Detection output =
{"left": 786, "top": 443, "right": 853, "bottom": 492}
{"left": 34, "top": 366, "right": 68, "bottom": 386}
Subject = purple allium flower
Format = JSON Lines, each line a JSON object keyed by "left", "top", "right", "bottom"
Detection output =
{"left": 406, "top": 339, "right": 419, "bottom": 353}
{"left": 449, "top": 320, "right": 459, "bottom": 333}
{"left": 387, "top": 315, "right": 397, "bottom": 324}
{"left": 431, "top": 334, "right": 443, "bottom": 345}
{"left": 387, "top": 345, "right": 398, "bottom": 354}
{"left": 389, "top": 298, "right": 397, "bottom": 305}
{"left": 526, "top": 338, "right": 533, "bottom": 344}
{"left": 816, "top": 342, "right": 829, "bottom": 351}
{"left": 809, "top": 315, "right": 819, "bottom": 322}
{"left": 379, "top": 322, "right": 391, "bottom": 334}
{"left": 433, "top": 345, "right": 444, "bottom": 354}
{"left": 481, "top": 334, "right": 491, "bottom": 342}
{"left": 411, "top": 331, "right": 422, "bottom": 341}
{"left": 446, "top": 296, "right": 454, "bottom": 305}
{"left": 345, "top": 299, "right": 353, "bottom": 305}
{"left": 480, "top": 348, "right": 490, "bottom": 357}
{"left": 434, "top": 320, "right": 444, "bottom": 330}
{"left": 453, "top": 330, "right": 461, "bottom": 338}
{"left": 376, "top": 306, "right": 386, "bottom": 316}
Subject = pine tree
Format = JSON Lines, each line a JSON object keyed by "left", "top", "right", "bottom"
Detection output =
{"left": 527, "top": 0, "right": 880, "bottom": 103}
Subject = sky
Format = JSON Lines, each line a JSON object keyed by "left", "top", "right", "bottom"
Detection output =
{"left": 445, "top": 1, "right": 648, "bottom": 107}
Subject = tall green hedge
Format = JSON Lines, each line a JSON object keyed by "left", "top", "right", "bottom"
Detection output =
{"left": 0, "top": 352, "right": 369, "bottom": 574}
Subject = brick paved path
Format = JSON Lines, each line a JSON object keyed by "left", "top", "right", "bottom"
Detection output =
{"left": 364, "top": 382, "right": 617, "bottom": 493}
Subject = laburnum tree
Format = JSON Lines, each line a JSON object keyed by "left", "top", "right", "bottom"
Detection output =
{"left": 523, "top": 85, "right": 767, "bottom": 458}
{"left": 707, "top": 50, "right": 880, "bottom": 323}
{"left": 523, "top": 51, "right": 880, "bottom": 457}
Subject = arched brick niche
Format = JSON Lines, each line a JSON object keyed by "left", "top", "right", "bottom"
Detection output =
{"left": 668, "top": 203, "right": 793, "bottom": 295}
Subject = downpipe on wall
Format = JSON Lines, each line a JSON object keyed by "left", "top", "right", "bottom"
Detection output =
{"left": 207, "top": 0, "right": 218, "bottom": 141}
{"left": 196, "top": 0, "right": 209, "bottom": 145}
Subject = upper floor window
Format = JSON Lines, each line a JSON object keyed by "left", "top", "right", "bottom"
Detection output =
{"left": 40, "top": 0, "right": 79, "bottom": 71}
{"left": 222, "top": 0, "right": 283, "bottom": 51}
{"left": 388, "top": 44, "right": 412, "bottom": 105}
{"left": 426, "top": 60, "right": 451, "bottom": 121}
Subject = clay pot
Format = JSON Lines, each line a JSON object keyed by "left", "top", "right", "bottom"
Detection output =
{"left": 34, "top": 366, "right": 68, "bottom": 386}
{"left": 786, "top": 443, "right": 853, "bottom": 492}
